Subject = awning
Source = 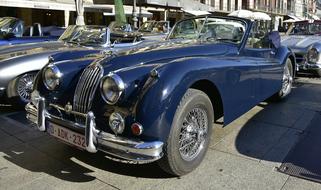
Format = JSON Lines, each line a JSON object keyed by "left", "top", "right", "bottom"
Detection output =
{"left": 183, "top": 10, "right": 211, "bottom": 16}
{"left": 286, "top": 15, "right": 303, "bottom": 21}
{"left": 103, "top": 5, "right": 153, "bottom": 18}
{"left": 0, "top": 0, "right": 112, "bottom": 12}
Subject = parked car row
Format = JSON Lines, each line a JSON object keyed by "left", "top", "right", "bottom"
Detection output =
{"left": 0, "top": 14, "right": 306, "bottom": 176}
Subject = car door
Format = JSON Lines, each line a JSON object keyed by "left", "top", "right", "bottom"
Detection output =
{"left": 242, "top": 22, "right": 283, "bottom": 103}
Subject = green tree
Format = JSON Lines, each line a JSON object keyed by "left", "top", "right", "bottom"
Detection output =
{"left": 114, "top": 0, "right": 127, "bottom": 24}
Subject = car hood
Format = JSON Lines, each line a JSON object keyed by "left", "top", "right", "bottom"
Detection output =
{"left": 281, "top": 35, "right": 321, "bottom": 51}
{"left": 100, "top": 39, "right": 233, "bottom": 71}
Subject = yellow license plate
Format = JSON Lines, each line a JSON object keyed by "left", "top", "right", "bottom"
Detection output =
{"left": 47, "top": 122, "right": 86, "bottom": 149}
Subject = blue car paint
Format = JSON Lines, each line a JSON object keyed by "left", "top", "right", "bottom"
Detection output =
{"left": 34, "top": 16, "right": 295, "bottom": 142}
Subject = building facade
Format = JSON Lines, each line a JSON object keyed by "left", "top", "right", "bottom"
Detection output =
{"left": 0, "top": 0, "right": 319, "bottom": 28}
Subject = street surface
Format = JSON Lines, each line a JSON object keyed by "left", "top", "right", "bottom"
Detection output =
{"left": 0, "top": 75, "right": 321, "bottom": 190}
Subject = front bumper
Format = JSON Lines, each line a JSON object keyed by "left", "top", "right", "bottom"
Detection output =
{"left": 25, "top": 97, "right": 164, "bottom": 164}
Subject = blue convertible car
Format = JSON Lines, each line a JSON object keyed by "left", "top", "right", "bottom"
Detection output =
{"left": 26, "top": 16, "right": 295, "bottom": 176}
{"left": 0, "top": 17, "right": 62, "bottom": 46}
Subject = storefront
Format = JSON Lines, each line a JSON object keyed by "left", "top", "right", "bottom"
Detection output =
{"left": 0, "top": 0, "right": 112, "bottom": 27}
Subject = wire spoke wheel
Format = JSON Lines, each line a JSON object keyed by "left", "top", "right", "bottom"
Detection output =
{"left": 179, "top": 107, "right": 208, "bottom": 161}
{"left": 16, "top": 73, "right": 36, "bottom": 103}
{"left": 281, "top": 62, "right": 293, "bottom": 96}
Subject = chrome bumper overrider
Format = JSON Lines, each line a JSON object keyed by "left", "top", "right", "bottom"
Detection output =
{"left": 25, "top": 98, "right": 164, "bottom": 163}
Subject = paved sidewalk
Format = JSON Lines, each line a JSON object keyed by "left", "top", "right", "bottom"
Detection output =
{"left": 0, "top": 77, "right": 321, "bottom": 190}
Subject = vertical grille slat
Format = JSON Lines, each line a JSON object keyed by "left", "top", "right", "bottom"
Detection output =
{"left": 73, "top": 64, "right": 103, "bottom": 124}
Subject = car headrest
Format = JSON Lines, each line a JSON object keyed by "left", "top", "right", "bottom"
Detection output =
{"left": 32, "top": 23, "right": 42, "bottom": 36}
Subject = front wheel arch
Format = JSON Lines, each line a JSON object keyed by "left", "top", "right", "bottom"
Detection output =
{"left": 190, "top": 80, "right": 224, "bottom": 123}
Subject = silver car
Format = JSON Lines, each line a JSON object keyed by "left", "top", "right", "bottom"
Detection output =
{"left": 281, "top": 20, "right": 321, "bottom": 77}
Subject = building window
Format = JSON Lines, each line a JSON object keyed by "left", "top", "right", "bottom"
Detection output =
{"left": 201, "top": 0, "right": 206, "bottom": 4}
{"left": 235, "top": 0, "right": 239, "bottom": 10}
{"left": 220, "top": 0, "right": 223, "bottom": 10}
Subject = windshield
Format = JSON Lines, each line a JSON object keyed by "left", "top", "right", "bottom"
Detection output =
{"left": 0, "top": 17, "right": 18, "bottom": 33}
{"left": 138, "top": 21, "right": 169, "bottom": 33}
{"left": 289, "top": 22, "right": 321, "bottom": 35}
{"left": 169, "top": 17, "right": 246, "bottom": 44}
{"left": 59, "top": 25, "right": 107, "bottom": 46}
{"left": 108, "top": 22, "right": 132, "bottom": 33}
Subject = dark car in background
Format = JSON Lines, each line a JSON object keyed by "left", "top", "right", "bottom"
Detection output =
{"left": 26, "top": 16, "right": 295, "bottom": 176}
{"left": 281, "top": 20, "right": 321, "bottom": 76}
{"left": 0, "top": 17, "right": 63, "bottom": 46}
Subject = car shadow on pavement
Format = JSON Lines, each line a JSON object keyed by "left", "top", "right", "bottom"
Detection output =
{"left": 231, "top": 79, "right": 321, "bottom": 180}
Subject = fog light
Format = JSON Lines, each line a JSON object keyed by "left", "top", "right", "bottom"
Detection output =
{"left": 109, "top": 112, "right": 125, "bottom": 134}
{"left": 131, "top": 123, "right": 143, "bottom": 136}
{"left": 30, "top": 90, "right": 40, "bottom": 107}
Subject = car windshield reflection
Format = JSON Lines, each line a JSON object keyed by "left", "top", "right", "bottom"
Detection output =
{"left": 169, "top": 17, "right": 246, "bottom": 44}
{"left": 59, "top": 25, "right": 107, "bottom": 46}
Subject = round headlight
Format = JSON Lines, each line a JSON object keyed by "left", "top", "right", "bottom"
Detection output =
{"left": 307, "top": 48, "right": 319, "bottom": 64}
{"left": 100, "top": 73, "right": 125, "bottom": 105}
{"left": 43, "top": 64, "right": 61, "bottom": 90}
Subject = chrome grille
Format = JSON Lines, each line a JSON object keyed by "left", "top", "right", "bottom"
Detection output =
{"left": 73, "top": 64, "right": 103, "bottom": 124}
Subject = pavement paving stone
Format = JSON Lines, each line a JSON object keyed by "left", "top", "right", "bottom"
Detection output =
{"left": 0, "top": 143, "right": 71, "bottom": 190}
{"left": 153, "top": 149, "right": 289, "bottom": 190}
{"left": 0, "top": 116, "right": 32, "bottom": 135}
{"left": 0, "top": 130, "right": 23, "bottom": 149}
{"left": 13, "top": 129, "right": 46, "bottom": 143}
{"left": 282, "top": 176, "right": 321, "bottom": 190}
{"left": 27, "top": 135, "right": 171, "bottom": 190}
{"left": 56, "top": 156, "right": 172, "bottom": 190}
{"left": 287, "top": 83, "right": 321, "bottom": 111}
{"left": 260, "top": 129, "right": 303, "bottom": 168}
{"left": 212, "top": 120, "right": 289, "bottom": 161}
{"left": 249, "top": 103, "right": 305, "bottom": 128}
{"left": 291, "top": 110, "right": 317, "bottom": 131}
{"left": 15, "top": 173, "right": 117, "bottom": 190}
{"left": 210, "top": 116, "right": 246, "bottom": 147}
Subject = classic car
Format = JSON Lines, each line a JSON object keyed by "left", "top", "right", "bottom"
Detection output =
{"left": 138, "top": 20, "right": 170, "bottom": 40}
{"left": 0, "top": 17, "right": 62, "bottom": 46}
{"left": 26, "top": 16, "right": 295, "bottom": 176}
{"left": 0, "top": 25, "right": 143, "bottom": 105}
{"left": 281, "top": 20, "right": 321, "bottom": 76}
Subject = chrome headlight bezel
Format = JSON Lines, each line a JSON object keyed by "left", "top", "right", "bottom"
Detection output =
{"left": 42, "top": 64, "right": 62, "bottom": 90}
{"left": 100, "top": 73, "right": 125, "bottom": 105}
{"left": 307, "top": 48, "right": 320, "bottom": 64}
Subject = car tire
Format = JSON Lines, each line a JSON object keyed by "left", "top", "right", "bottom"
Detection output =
{"left": 158, "top": 88, "right": 214, "bottom": 176}
{"left": 12, "top": 72, "right": 37, "bottom": 106}
{"left": 272, "top": 58, "right": 294, "bottom": 100}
